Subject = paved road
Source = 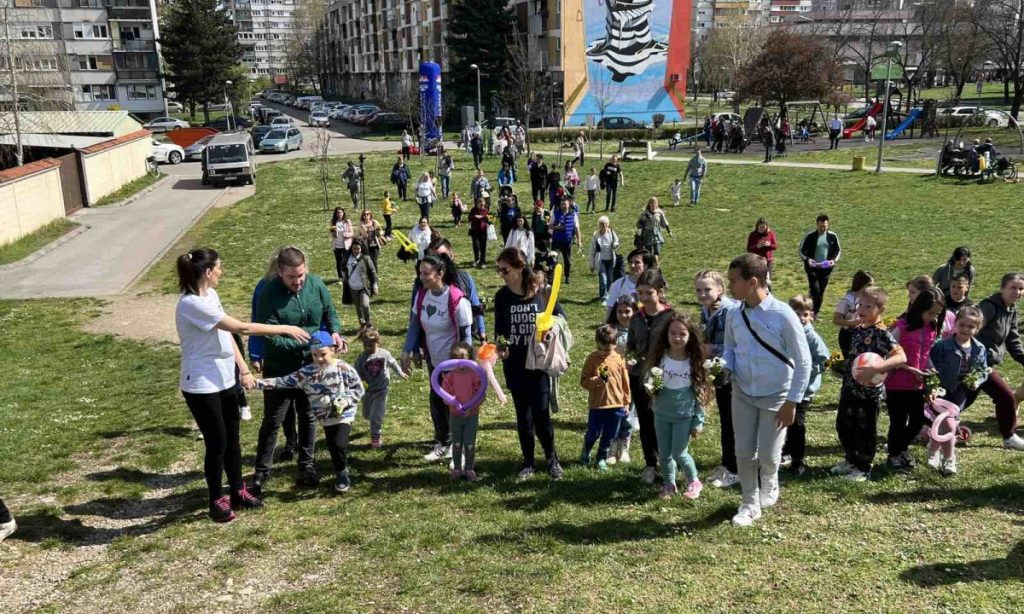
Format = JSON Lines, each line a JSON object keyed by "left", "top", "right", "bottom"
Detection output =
{"left": 0, "top": 114, "right": 396, "bottom": 300}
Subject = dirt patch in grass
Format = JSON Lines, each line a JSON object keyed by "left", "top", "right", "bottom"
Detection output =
{"left": 81, "top": 293, "right": 180, "bottom": 345}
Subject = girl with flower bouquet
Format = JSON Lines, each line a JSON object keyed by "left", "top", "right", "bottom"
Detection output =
{"left": 928, "top": 306, "right": 989, "bottom": 474}
{"left": 605, "top": 294, "right": 639, "bottom": 463}
{"left": 646, "top": 310, "right": 713, "bottom": 500}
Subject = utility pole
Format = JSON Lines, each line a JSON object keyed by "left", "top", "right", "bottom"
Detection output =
{"left": 1, "top": 0, "right": 24, "bottom": 166}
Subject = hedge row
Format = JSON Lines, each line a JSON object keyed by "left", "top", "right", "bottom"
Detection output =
{"left": 527, "top": 125, "right": 702, "bottom": 143}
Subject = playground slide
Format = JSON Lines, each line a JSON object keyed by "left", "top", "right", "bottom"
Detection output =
{"left": 842, "top": 102, "right": 884, "bottom": 138}
{"left": 884, "top": 108, "right": 923, "bottom": 140}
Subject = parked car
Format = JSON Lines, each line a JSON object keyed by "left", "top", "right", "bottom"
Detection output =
{"left": 184, "top": 134, "right": 215, "bottom": 161}
{"left": 309, "top": 111, "right": 331, "bottom": 127}
{"left": 202, "top": 132, "right": 257, "bottom": 186}
{"left": 144, "top": 116, "right": 190, "bottom": 132}
{"left": 342, "top": 104, "right": 378, "bottom": 122}
{"left": 487, "top": 117, "right": 517, "bottom": 129}
{"left": 596, "top": 116, "right": 640, "bottom": 129}
{"left": 976, "top": 108, "right": 1012, "bottom": 128}
{"left": 259, "top": 108, "right": 282, "bottom": 123}
{"left": 151, "top": 139, "right": 185, "bottom": 164}
{"left": 937, "top": 106, "right": 981, "bottom": 127}
{"left": 328, "top": 105, "right": 351, "bottom": 119}
{"left": 259, "top": 127, "right": 303, "bottom": 153}
{"left": 166, "top": 101, "right": 184, "bottom": 113}
{"left": 270, "top": 116, "right": 294, "bottom": 128}
{"left": 205, "top": 102, "right": 230, "bottom": 112}
{"left": 203, "top": 116, "right": 252, "bottom": 131}
{"left": 366, "top": 112, "right": 411, "bottom": 131}
{"left": 711, "top": 112, "right": 742, "bottom": 125}
{"left": 250, "top": 125, "right": 275, "bottom": 148}
{"left": 347, "top": 106, "right": 380, "bottom": 123}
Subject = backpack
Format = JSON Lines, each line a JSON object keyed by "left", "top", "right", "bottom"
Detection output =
{"left": 413, "top": 284, "right": 467, "bottom": 354}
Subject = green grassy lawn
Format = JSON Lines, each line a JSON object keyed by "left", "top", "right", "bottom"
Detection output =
{"left": 0, "top": 218, "right": 78, "bottom": 265}
{"left": 92, "top": 172, "right": 165, "bottom": 208}
{"left": 4, "top": 150, "right": 1024, "bottom": 611}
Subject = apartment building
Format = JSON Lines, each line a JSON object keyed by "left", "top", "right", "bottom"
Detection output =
{"left": 0, "top": 0, "right": 165, "bottom": 117}
{"left": 768, "top": 0, "right": 813, "bottom": 24}
{"left": 222, "top": 0, "right": 295, "bottom": 80}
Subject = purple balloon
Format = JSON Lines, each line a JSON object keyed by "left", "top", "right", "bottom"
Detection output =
{"left": 430, "top": 359, "right": 488, "bottom": 415}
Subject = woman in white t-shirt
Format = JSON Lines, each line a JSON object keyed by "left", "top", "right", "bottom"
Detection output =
{"left": 330, "top": 207, "right": 354, "bottom": 280}
{"left": 414, "top": 172, "right": 437, "bottom": 220}
{"left": 175, "top": 248, "right": 309, "bottom": 523}
{"left": 400, "top": 254, "right": 473, "bottom": 462}
{"left": 408, "top": 216, "right": 433, "bottom": 259}
{"left": 588, "top": 215, "right": 620, "bottom": 302}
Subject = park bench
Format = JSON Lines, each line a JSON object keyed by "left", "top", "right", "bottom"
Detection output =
{"left": 619, "top": 140, "right": 656, "bottom": 161}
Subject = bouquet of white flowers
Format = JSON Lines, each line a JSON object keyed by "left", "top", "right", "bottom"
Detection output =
{"left": 962, "top": 366, "right": 992, "bottom": 391}
{"left": 703, "top": 356, "right": 726, "bottom": 382}
{"left": 644, "top": 367, "right": 665, "bottom": 396}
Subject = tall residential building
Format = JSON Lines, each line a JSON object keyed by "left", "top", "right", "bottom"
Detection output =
{"left": 0, "top": 0, "right": 165, "bottom": 118}
{"left": 223, "top": 0, "right": 296, "bottom": 81}
{"left": 768, "top": 0, "right": 813, "bottom": 24}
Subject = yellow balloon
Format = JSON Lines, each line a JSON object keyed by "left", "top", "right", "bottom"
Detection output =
{"left": 536, "top": 263, "right": 563, "bottom": 340}
{"left": 393, "top": 229, "right": 417, "bottom": 252}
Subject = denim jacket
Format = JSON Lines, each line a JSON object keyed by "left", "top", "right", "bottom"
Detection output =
{"left": 929, "top": 336, "right": 987, "bottom": 394}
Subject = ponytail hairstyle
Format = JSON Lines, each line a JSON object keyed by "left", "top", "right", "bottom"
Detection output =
{"left": 177, "top": 248, "right": 219, "bottom": 295}
{"left": 646, "top": 309, "right": 712, "bottom": 407}
{"left": 496, "top": 246, "right": 544, "bottom": 299}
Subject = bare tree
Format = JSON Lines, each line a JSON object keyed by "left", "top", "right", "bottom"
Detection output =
{"left": 844, "top": 5, "right": 894, "bottom": 103}
{"left": 381, "top": 76, "right": 420, "bottom": 135}
{"left": 591, "top": 68, "right": 618, "bottom": 161}
{"left": 891, "top": 2, "right": 949, "bottom": 112}
{"left": 942, "top": 2, "right": 991, "bottom": 101}
{"left": 499, "top": 24, "right": 553, "bottom": 155}
{"left": 969, "top": 0, "right": 1024, "bottom": 117}
{"left": 313, "top": 125, "right": 331, "bottom": 211}
{"left": 287, "top": 0, "right": 327, "bottom": 92}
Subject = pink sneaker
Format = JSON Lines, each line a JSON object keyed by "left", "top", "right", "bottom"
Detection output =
{"left": 683, "top": 478, "right": 703, "bottom": 500}
{"left": 450, "top": 469, "right": 462, "bottom": 481}
{"left": 464, "top": 469, "right": 478, "bottom": 482}
{"left": 658, "top": 483, "right": 678, "bottom": 500}
{"left": 371, "top": 436, "right": 382, "bottom": 448}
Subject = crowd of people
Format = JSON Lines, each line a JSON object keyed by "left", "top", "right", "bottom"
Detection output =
{"left": 144, "top": 141, "right": 1024, "bottom": 537}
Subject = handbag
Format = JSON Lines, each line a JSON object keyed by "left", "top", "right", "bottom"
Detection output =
{"left": 740, "top": 310, "right": 793, "bottom": 368}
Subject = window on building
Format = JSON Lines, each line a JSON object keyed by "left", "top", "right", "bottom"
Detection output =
{"left": 120, "top": 26, "right": 141, "bottom": 40}
{"left": 19, "top": 24, "right": 53, "bottom": 39}
{"left": 74, "top": 55, "right": 113, "bottom": 70}
{"left": 74, "top": 23, "right": 110, "bottom": 39}
{"left": 79, "top": 84, "right": 117, "bottom": 101}
{"left": 125, "top": 84, "right": 158, "bottom": 100}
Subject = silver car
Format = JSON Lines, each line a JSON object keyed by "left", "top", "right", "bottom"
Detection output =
{"left": 184, "top": 135, "right": 215, "bottom": 161}
{"left": 259, "top": 127, "right": 303, "bottom": 153}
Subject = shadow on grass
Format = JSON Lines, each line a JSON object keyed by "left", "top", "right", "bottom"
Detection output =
{"left": 866, "top": 482, "right": 1024, "bottom": 514}
{"left": 85, "top": 467, "right": 202, "bottom": 489}
{"left": 98, "top": 426, "right": 195, "bottom": 440}
{"left": 474, "top": 504, "right": 735, "bottom": 545}
{"left": 900, "top": 541, "right": 1024, "bottom": 587}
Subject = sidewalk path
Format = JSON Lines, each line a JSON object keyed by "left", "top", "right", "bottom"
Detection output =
{"left": 533, "top": 150, "right": 934, "bottom": 175}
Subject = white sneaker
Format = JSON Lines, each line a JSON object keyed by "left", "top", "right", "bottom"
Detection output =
{"left": 844, "top": 468, "right": 868, "bottom": 482}
{"left": 442, "top": 445, "right": 453, "bottom": 459}
{"left": 0, "top": 518, "right": 15, "bottom": 542}
{"left": 760, "top": 478, "right": 780, "bottom": 508}
{"left": 606, "top": 440, "right": 619, "bottom": 465}
{"left": 618, "top": 446, "right": 631, "bottom": 464}
{"left": 710, "top": 470, "right": 740, "bottom": 489}
{"left": 941, "top": 456, "right": 958, "bottom": 475}
{"left": 641, "top": 466, "right": 657, "bottom": 484}
{"left": 706, "top": 465, "right": 726, "bottom": 483}
{"left": 731, "top": 504, "right": 762, "bottom": 527}
{"left": 778, "top": 454, "right": 792, "bottom": 469}
{"left": 423, "top": 443, "right": 445, "bottom": 462}
{"left": 1003, "top": 434, "right": 1024, "bottom": 451}
{"left": 830, "top": 460, "right": 854, "bottom": 476}
{"left": 926, "top": 452, "right": 942, "bottom": 470}
{"left": 239, "top": 405, "right": 252, "bottom": 421}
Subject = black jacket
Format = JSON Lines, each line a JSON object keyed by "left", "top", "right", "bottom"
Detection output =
{"left": 977, "top": 292, "right": 1024, "bottom": 366}
{"left": 798, "top": 230, "right": 841, "bottom": 269}
{"left": 530, "top": 161, "right": 548, "bottom": 187}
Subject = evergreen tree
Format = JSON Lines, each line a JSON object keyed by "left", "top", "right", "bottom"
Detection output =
{"left": 160, "top": 0, "right": 242, "bottom": 122}
{"left": 445, "top": 0, "right": 516, "bottom": 119}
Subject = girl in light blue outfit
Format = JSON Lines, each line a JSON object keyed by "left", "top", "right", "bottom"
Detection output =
{"left": 646, "top": 310, "right": 713, "bottom": 500}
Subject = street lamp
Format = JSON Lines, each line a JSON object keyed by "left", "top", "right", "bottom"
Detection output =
{"left": 555, "top": 101, "right": 565, "bottom": 166}
{"left": 224, "top": 80, "right": 233, "bottom": 132}
{"left": 469, "top": 63, "right": 482, "bottom": 126}
{"left": 875, "top": 40, "right": 903, "bottom": 173}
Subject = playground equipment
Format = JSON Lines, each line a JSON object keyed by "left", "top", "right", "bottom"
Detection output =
{"left": 884, "top": 107, "right": 923, "bottom": 140}
{"left": 842, "top": 101, "right": 883, "bottom": 138}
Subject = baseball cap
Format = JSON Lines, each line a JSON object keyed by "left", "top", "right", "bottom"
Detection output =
{"left": 309, "top": 330, "right": 334, "bottom": 350}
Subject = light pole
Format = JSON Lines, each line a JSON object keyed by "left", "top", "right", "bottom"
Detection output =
{"left": 555, "top": 101, "right": 565, "bottom": 166}
{"left": 224, "top": 80, "right": 233, "bottom": 132}
{"left": 875, "top": 40, "right": 902, "bottom": 173}
{"left": 469, "top": 63, "right": 482, "bottom": 126}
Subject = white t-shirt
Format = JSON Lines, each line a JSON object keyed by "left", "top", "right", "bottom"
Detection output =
{"left": 333, "top": 221, "right": 352, "bottom": 250}
{"left": 176, "top": 288, "right": 235, "bottom": 394}
{"left": 660, "top": 356, "right": 692, "bottom": 390}
{"left": 605, "top": 275, "right": 638, "bottom": 310}
{"left": 415, "top": 287, "right": 473, "bottom": 364}
{"left": 585, "top": 174, "right": 600, "bottom": 191}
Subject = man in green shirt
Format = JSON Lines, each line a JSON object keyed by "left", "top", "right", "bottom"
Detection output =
{"left": 252, "top": 246, "right": 347, "bottom": 494}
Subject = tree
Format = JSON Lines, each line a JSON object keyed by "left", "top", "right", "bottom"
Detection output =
{"left": 891, "top": 2, "right": 950, "bottom": 112}
{"left": 942, "top": 2, "right": 991, "bottom": 100}
{"left": 160, "top": 0, "right": 242, "bottom": 123}
{"left": 287, "top": 0, "right": 327, "bottom": 93}
{"left": 445, "top": 0, "right": 516, "bottom": 113}
{"left": 590, "top": 68, "right": 618, "bottom": 161}
{"left": 697, "top": 21, "right": 767, "bottom": 106}
{"left": 312, "top": 126, "right": 331, "bottom": 211}
{"left": 969, "top": 0, "right": 1024, "bottom": 117}
{"left": 381, "top": 76, "right": 420, "bottom": 135}
{"left": 733, "top": 31, "right": 842, "bottom": 106}
{"left": 499, "top": 25, "right": 554, "bottom": 154}
{"left": 842, "top": 4, "right": 894, "bottom": 103}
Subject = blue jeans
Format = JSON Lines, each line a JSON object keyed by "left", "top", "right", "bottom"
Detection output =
{"left": 689, "top": 176, "right": 703, "bottom": 204}
{"left": 597, "top": 258, "right": 615, "bottom": 299}
{"left": 583, "top": 408, "right": 625, "bottom": 461}
{"left": 440, "top": 175, "right": 450, "bottom": 198}
{"left": 616, "top": 404, "right": 634, "bottom": 441}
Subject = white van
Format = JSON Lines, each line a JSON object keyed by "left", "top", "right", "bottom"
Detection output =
{"left": 202, "top": 133, "right": 256, "bottom": 186}
{"left": 296, "top": 95, "right": 323, "bottom": 110}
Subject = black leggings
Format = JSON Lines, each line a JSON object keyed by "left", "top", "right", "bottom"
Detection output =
{"left": 0, "top": 496, "right": 11, "bottom": 523}
{"left": 504, "top": 363, "right": 557, "bottom": 466}
{"left": 605, "top": 184, "right": 619, "bottom": 211}
{"left": 183, "top": 388, "right": 243, "bottom": 501}
{"left": 886, "top": 389, "right": 925, "bottom": 457}
{"left": 426, "top": 359, "right": 452, "bottom": 447}
{"left": 471, "top": 231, "right": 488, "bottom": 264}
{"left": 805, "top": 267, "right": 833, "bottom": 314}
{"left": 397, "top": 181, "right": 408, "bottom": 200}
{"left": 628, "top": 372, "right": 659, "bottom": 468}
{"left": 553, "top": 240, "right": 573, "bottom": 280}
{"left": 716, "top": 383, "right": 737, "bottom": 473}
{"left": 333, "top": 247, "right": 347, "bottom": 280}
